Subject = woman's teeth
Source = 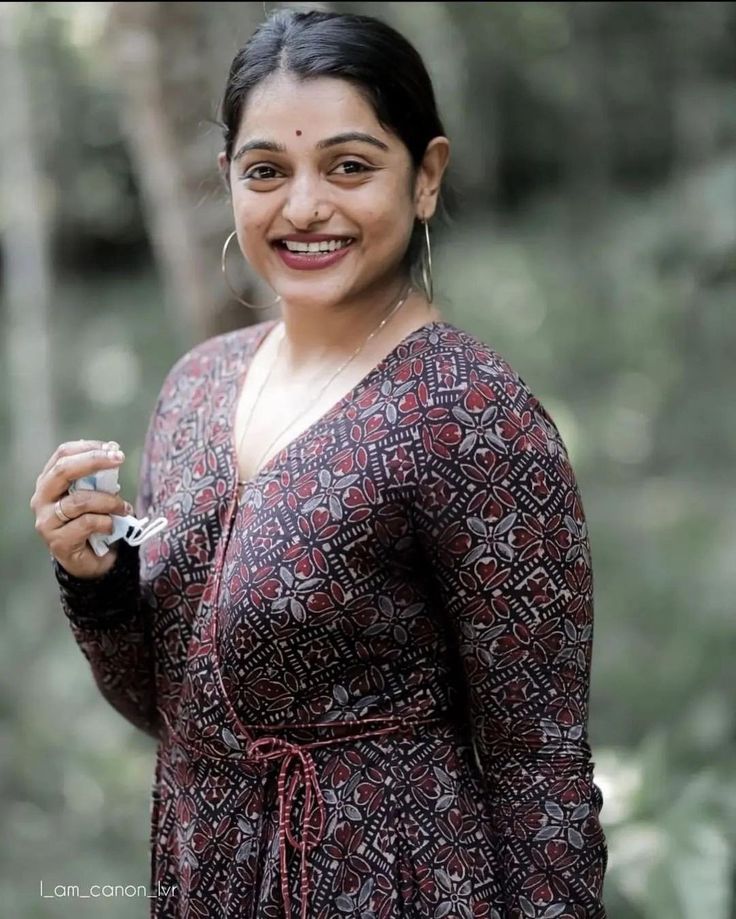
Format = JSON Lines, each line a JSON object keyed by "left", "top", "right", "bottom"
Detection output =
{"left": 282, "top": 239, "right": 353, "bottom": 253}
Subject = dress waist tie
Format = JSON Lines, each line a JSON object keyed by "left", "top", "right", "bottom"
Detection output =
{"left": 161, "top": 709, "right": 448, "bottom": 919}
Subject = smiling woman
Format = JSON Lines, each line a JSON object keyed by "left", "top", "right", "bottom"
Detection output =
{"left": 47, "top": 8, "right": 609, "bottom": 919}
{"left": 213, "top": 21, "right": 452, "bottom": 488}
{"left": 217, "top": 70, "right": 447, "bottom": 325}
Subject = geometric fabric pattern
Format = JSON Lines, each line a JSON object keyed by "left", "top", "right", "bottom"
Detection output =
{"left": 54, "top": 319, "right": 608, "bottom": 918}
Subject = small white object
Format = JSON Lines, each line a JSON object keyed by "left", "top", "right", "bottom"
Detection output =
{"left": 69, "top": 461, "right": 168, "bottom": 557}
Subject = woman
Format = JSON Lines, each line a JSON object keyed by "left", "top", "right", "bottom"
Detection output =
{"left": 33, "top": 9, "right": 608, "bottom": 918}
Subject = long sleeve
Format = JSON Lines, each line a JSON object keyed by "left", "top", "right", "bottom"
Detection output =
{"left": 412, "top": 358, "right": 608, "bottom": 917}
{"left": 52, "top": 388, "right": 165, "bottom": 741}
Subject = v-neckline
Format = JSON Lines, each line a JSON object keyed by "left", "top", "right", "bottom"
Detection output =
{"left": 229, "top": 318, "right": 450, "bottom": 497}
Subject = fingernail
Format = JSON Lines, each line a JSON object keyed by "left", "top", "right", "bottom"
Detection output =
{"left": 106, "top": 441, "right": 120, "bottom": 451}
{"left": 124, "top": 502, "right": 134, "bottom": 514}
{"left": 108, "top": 450, "right": 125, "bottom": 461}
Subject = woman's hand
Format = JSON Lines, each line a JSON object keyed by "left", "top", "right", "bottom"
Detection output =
{"left": 31, "top": 440, "right": 134, "bottom": 580}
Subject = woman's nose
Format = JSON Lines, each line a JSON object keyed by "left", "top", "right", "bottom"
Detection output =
{"left": 281, "top": 175, "right": 332, "bottom": 228}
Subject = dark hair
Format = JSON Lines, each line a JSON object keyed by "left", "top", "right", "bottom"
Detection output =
{"left": 218, "top": 8, "right": 449, "bottom": 286}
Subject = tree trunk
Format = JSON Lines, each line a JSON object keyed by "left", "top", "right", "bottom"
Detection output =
{"left": 0, "top": 4, "right": 57, "bottom": 487}
{"left": 103, "top": 1, "right": 277, "bottom": 343}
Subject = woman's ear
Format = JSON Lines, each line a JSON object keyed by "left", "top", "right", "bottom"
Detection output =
{"left": 414, "top": 137, "right": 450, "bottom": 220}
{"left": 217, "top": 151, "right": 231, "bottom": 192}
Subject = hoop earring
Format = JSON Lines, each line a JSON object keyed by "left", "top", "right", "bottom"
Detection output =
{"left": 221, "top": 230, "right": 281, "bottom": 311}
{"left": 421, "top": 219, "right": 434, "bottom": 304}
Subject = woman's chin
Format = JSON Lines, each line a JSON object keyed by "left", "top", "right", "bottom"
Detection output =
{"left": 273, "top": 277, "right": 355, "bottom": 309}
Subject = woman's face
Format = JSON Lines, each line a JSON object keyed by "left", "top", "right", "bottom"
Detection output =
{"left": 219, "top": 72, "right": 440, "bottom": 311}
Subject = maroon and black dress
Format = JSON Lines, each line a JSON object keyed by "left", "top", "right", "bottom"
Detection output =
{"left": 53, "top": 319, "right": 608, "bottom": 919}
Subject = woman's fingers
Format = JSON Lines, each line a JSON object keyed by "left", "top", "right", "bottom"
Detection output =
{"left": 48, "top": 509, "right": 116, "bottom": 546}
{"left": 46, "top": 511, "right": 121, "bottom": 579}
{"left": 31, "top": 440, "right": 135, "bottom": 580}
{"left": 32, "top": 444, "right": 125, "bottom": 509}
{"left": 43, "top": 489, "right": 133, "bottom": 532}
{"left": 38, "top": 439, "right": 118, "bottom": 480}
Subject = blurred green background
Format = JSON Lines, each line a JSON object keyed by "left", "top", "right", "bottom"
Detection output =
{"left": 2, "top": 2, "right": 735, "bottom": 916}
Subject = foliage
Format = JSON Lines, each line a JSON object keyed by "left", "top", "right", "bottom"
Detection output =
{"left": 2, "top": 3, "right": 735, "bottom": 916}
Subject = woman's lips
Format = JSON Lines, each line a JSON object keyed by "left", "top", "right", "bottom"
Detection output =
{"left": 273, "top": 240, "right": 355, "bottom": 271}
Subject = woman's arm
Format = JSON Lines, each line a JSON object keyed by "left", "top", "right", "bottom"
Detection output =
{"left": 52, "top": 384, "right": 167, "bottom": 742}
{"left": 413, "top": 357, "right": 608, "bottom": 918}
{"left": 53, "top": 542, "right": 159, "bottom": 740}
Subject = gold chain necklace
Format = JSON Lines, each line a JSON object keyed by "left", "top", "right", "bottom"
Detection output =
{"left": 236, "top": 282, "right": 414, "bottom": 493}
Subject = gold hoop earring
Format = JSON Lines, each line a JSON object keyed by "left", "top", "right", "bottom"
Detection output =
{"left": 421, "top": 219, "right": 434, "bottom": 304}
{"left": 221, "top": 230, "right": 281, "bottom": 311}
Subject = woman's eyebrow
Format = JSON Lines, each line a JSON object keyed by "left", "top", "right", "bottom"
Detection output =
{"left": 232, "top": 131, "right": 389, "bottom": 161}
{"left": 316, "top": 132, "right": 389, "bottom": 152}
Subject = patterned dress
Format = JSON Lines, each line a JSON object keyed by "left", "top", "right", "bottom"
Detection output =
{"left": 53, "top": 318, "right": 608, "bottom": 919}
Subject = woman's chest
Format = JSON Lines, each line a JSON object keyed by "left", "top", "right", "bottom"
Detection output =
{"left": 232, "top": 354, "right": 403, "bottom": 493}
{"left": 232, "top": 314, "right": 443, "bottom": 493}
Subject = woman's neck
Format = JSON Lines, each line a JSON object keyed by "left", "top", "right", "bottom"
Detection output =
{"left": 275, "top": 276, "right": 434, "bottom": 373}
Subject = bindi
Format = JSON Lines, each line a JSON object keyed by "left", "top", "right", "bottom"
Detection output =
{"left": 295, "top": 129, "right": 302, "bottom": 136}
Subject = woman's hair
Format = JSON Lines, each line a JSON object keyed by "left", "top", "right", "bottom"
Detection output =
{"left": 218, "top": 8, "right": 449, "bottom": 283}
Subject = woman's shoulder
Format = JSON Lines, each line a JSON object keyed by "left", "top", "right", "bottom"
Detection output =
{"left": 156, "top": 320, "right": 272, "bottom": 399}
{"left": 427, "top": 320, "right": 536, "bottom": 408}
{"left": 169, "top": 320, "right": 269, "bottom": 377}
{"left": 423, "top": 320, "right": 571, "bottom": 468}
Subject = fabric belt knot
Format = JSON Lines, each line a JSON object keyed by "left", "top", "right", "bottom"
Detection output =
{"left": 162, "top": 707, "right": 450, "bottom": 919}
{"left": 244, "top": 734, "right": 326, "bottom": 919}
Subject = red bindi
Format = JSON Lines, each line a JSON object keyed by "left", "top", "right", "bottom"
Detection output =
{"left": 296, "top": 130, "right": 302, "bottom": 136}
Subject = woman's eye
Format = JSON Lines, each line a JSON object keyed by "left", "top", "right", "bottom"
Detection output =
{"left": 242, "top": 161, "right": 370, "bottom": 181}
{"left": 333, "top": 160, "right": 370, "bottom": 175}
{"left": 242, "top": 165, "right": 279, "bottom": 181}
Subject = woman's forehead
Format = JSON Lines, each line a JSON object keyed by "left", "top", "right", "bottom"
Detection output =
{"left": 237, "top": 72, "right": 391, "bottom": 146}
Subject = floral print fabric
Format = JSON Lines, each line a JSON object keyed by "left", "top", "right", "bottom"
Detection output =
{"left": 54, "top": 319, "right": 608, "bottom": 918}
